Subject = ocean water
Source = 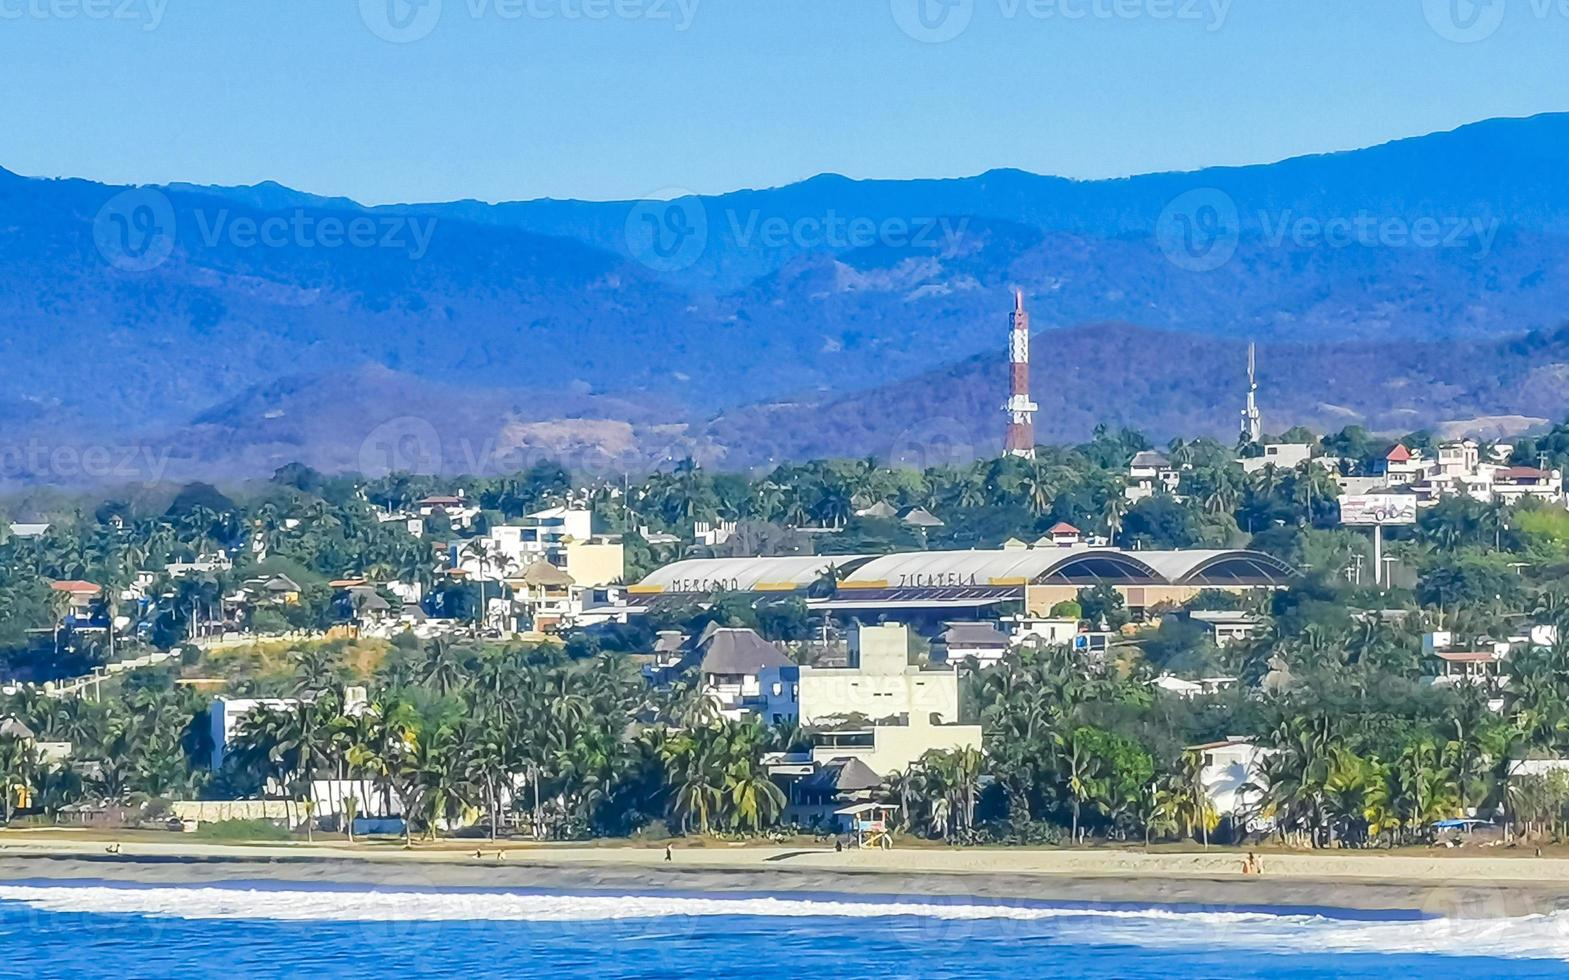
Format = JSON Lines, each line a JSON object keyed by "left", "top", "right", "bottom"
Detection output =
{"left": 0, "top": 879, "right": 1564, "bottom": 978}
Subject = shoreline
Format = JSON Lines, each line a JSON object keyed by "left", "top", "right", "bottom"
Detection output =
{"left": 0, "top": 837, "right": 1566, "bottom": 917}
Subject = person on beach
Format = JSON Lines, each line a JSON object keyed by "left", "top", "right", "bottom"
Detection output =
{"left": 664, "top": 844, "right": 673, "bottom": 862}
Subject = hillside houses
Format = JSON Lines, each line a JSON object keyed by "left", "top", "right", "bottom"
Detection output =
{"left": 645, "top": 622, "right": 983, "bottom": 814}
{"left": 1366, "top": 440, "right": 1564, "bottom": 507}
{"left": 1125, "top": 451, "right": 1183, "bottom": 502}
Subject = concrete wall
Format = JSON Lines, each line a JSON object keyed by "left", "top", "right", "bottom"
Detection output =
{"left": 171, "top": 799, "right": 303, "bottom": 827}
{"left": 799, "top": 626, "right": 960, "bottom": 725}
{"left": 1026, "top": 584, "right": 1255, "bottom": 616}
{"left": 812, "top": 721, "right": 983, "bottom": 776}
{"left": 797, "top": 668, "right": 961, "bottom": 726}
{"left": 565, "top": 541, "right": 624, "bottom": 588}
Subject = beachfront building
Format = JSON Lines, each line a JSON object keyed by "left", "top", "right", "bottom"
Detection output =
{"left": 697, "top": 627, "right": 798, "bottom": 723}
{"left": 209, "top": 689, "right": 368, "bottom": 770}
{"left": 796, "top": 623, "right": 961, "bottom": 727}
{"left": 1190, "top": 737, "right": 1274, "bottom": 837}
{"left": 770, "top": 755, "right": 883, "bottom": 829}
{"left": 808, "top": 716, "right": 982, "bottom": 776}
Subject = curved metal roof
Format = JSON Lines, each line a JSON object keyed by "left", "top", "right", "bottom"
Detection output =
{"left": 636, "top": 548, "right": 1295, "bottom": 594}
{"left": 845, "top": 549, "right": 1159, "bottom": 588}
{"left": 635, "top": 554, "right": 872, "bottom": 594}
{"left": 1137, "top": 550, "right": 1297, "bottom": 585}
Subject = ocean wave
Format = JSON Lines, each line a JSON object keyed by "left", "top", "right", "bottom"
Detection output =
{"left": 0, "top": 884, "right": 1566, "bottom": 961}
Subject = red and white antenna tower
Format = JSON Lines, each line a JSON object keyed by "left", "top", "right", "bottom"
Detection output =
{"left": 1003, "top": 289, "right": 1038, "bottom": 459}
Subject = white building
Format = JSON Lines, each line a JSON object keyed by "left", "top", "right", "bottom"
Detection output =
{"left": 417, "top": 492, "right": 481, "bottom": 530}
{"left": 694, "top": 520, "right": 737, "bottom": 547}
{"left": 210, "top": 696, "right": 303, "bottom": 770}
{"left": 164, "top": 551, "right": 235, "bottom": 576}
{"left": 1125, "top": 451, "right": 1182, "bottom": 502}
{"left": 1237, "top": 442, "right": 1341, "bottom": 475}
{"left": 1156, "top": 675, "right": 1237, "bottom": 699}
{"left": 1186, "top": 610, "right": 1264, "bottom": 647}
{"left": 1005, "top": 615, "right": 1083, "bottom": 648}
{"left": 484, "top": 506, "right": 624, "bottom": 588}
{"left": 933, "top": 621, "right": 1011, "bottom": 670}
{"left": 210, "top": 689, "right": 367, "bottom": 770}
{"left": 808, "top": 716, "right": 982, "bottom": 778}
{"left": 1191, "top": 737, "right": 1274, "bottom": 829}
{"left": 797, "top": 623, "right": 962, "bottom": 727}
{"left": 698, "top": 628, "right": 798, "bottom": 723}
{"left": 1374, "top": 441, "right": 1563, "bottom": 507}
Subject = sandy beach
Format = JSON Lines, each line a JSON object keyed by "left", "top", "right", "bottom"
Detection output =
{"left": 0, "top": 832, "right": 1564, "bottom": 918}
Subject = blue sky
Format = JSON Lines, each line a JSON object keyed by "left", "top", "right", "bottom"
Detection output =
{"left": 2, "top": 0, "right": 1565, "bottom": 203}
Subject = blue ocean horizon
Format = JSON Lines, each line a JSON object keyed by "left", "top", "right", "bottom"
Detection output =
{"left": 0, "top": 878, "right": 1562, "bottom": 979}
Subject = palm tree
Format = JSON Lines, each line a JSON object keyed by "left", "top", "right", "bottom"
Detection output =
{"left": 460, "top": 540, "right": 496, "bottom": 630}
{"left": 1102, "top": 494, "right": 1128, "bottom": 547}
{"left": 1059, "top": 729, "right": 1100, "bottom": 842}
{"left": 725, "top": 756, "right": 785, "bottom": 832}
{"left": 0, "top": 734, "right": 37, "bottom": 823}
{"left": 1019, "top": 459, "right": 1054, "bottom": 516}
{"left": 422, "top": 640, "right": 468, "bottom": 696}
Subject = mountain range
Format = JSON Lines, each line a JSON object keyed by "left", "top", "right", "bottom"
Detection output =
{"left": 5, "top": 113, "right": 1569, "bottom": 486}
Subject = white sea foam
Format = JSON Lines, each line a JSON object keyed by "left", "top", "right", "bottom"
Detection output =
{"left": 1, "top": 884, "right": 1567, "bottom": 961}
